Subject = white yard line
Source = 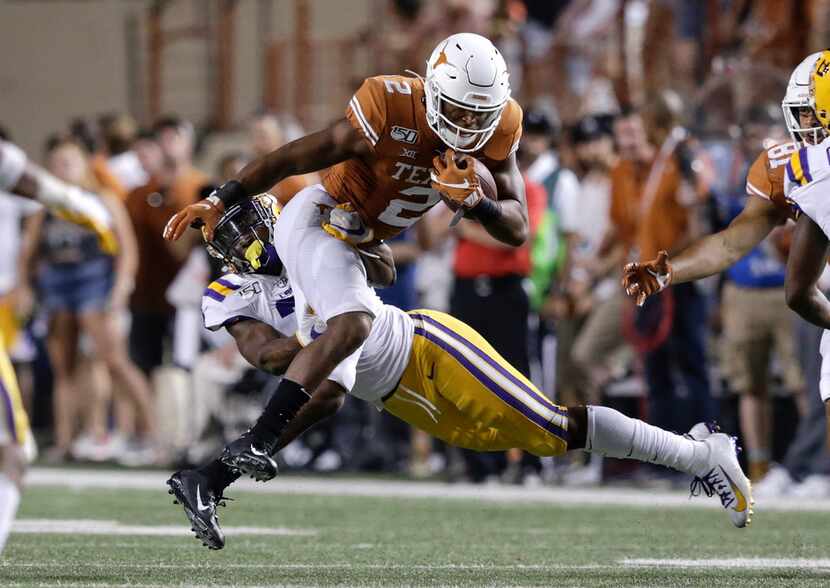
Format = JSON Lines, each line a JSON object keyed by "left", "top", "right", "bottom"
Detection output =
{"left": 623, "top": 558, "right": 830, "bottom": 570}
{"left": 12, "top": 519, "right": 316, "bottom": 537}
{"left": 1, "top": 562, "right": 610, "bottom": 571}
{"left": 24, "top": 467, "right": 830, "bottom": 512}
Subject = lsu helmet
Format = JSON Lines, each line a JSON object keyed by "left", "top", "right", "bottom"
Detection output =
{"left": 812, "top": 50, "right": 830, "bottom": 134}
{"left": 205, "top": 193, "right": 283, "bottom": 274}
{"left": 783, "top": 51, "right": 825, "bottom": 144}
{"left": 423, "top": 33, "right": 510, "bottom": 153}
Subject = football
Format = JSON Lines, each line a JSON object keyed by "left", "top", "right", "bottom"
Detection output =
{"left": 443, "top": 152, "right": 498, "bottom": 200}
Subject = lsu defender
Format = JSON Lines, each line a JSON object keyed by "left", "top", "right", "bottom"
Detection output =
{"left": 623, "top": 52, "right": 825, "bottom": 304}
{"left": 164, "top": 33, "right": 534, "bottom": 517}
{"left": 783, "top": 49, "right": 830, "bottom": 421}
{"left": 0, "top": 139, "right": 116, "bottom": 554}
{"left": 167, "top": 194, "right": 753, "bottom": 550}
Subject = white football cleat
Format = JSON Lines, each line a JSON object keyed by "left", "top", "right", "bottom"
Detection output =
{"left": 690, "top": 433, "right": 754, "bottom": 528}
{"left": 686, "top": 422, "right": 719, "bottom": 441}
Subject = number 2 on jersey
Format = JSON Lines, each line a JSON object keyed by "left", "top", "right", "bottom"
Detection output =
{"left": 377, "top": 186, "right": 441, "bottom": 228}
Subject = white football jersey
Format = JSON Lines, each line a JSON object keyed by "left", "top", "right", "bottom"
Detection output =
{"left": 202, "top": 272, "right": 297, "bottom": 335}
{"left": 784, "top": 136, "right": 830, "bottom": 237}
{"left": 201, "top": 268, "right": 413, "bottom": 404}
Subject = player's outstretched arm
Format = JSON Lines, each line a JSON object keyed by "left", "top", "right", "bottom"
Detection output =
{"left": 0, "top": 141, "right": 117, "bottom": 253}
{"left": 164, "top": 118, "right": 369, "bottom": 241}
{"left": 670, "top": 196, "right": 784, "bottom": 284}
{"left": 227, "top": 320, "right": 302, "bottom": 375}
{"left": 785, "top": 214, "right": 830, "bottom": 329}
{"left": 622, "top": 196, "right": 783, "bottom": 305}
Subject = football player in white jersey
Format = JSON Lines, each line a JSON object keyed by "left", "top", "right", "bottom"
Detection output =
{"left": 167, "top": 193, "right": 753, "bottom": 550}
{"left": 0, "top": 139, "right": 116, "bottom": 554}
{"left": 783, "top": 50, "right": 830, "bottom": 439}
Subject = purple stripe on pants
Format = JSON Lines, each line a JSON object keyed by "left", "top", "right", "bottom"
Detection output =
{"left": 414, "top": 327, "right": 568, "bottom": 442}
{"left": 412, "top": 313, "right": 568, "bottom": 418}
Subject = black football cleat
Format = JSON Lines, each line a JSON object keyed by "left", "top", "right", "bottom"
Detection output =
{"left": 167, "top": 470, "right": 227, "bottom": 550}
{"left": 219, "top": 432, "right": 279, "bottom": 482}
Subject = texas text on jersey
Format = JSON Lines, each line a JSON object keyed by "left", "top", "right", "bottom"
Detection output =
{"left": 746, "top": 141, "right": 800, "bottom": 219}
{"left": 323, "top": 75, "right": 522, "bottom": 240}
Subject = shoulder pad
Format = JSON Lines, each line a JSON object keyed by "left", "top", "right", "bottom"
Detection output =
{"left": 482, "top": 99, "right": 523, "bottom": 161}
{"left": 201, "top": 274, "right": 264, "bottom": 331}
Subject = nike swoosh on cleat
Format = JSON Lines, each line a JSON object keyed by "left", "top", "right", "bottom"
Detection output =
{"left": 196, "top": 485, "right": 210, "bottom": 512}
{"left": 249, "top": 445, "right": 269, "bottom": 457}
{"left": 719, "top": 466, "right": 748, "bottom": 512}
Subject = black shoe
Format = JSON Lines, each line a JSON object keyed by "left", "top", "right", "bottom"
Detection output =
{"left": 167, "top": 470, "right": 228, "bottom": 550}
{"left": 219, "top": 432, "right": 279, "bottom": 482}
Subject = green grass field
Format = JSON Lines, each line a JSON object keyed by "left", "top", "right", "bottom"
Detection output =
{"left": 2, "top": 471, "right": 830, "bottom": 587}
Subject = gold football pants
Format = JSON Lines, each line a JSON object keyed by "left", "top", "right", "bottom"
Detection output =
{"left": 383, "top": 310, "right": 568, "bottom": 456}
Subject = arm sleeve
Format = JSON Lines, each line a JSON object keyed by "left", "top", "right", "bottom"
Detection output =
{"left": 346, "top": 77, "right": 387, "bottom": 150}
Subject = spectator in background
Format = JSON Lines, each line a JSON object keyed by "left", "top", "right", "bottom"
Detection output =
{"left": 95, "top": 113, "right": 148, "bottom": 193}
{"left": 609, "top": 102, "right": 715, "bottom": 438}
{"left": 516, "top": 109, "right": 577, "bottom": 400}
{"left": 69, "top": 118, "right": 127, "bottom": 201}
{"left": 708, "top": 104, "right": 804, "bottom": 482}
{"left": 24, "top": 136, "right": 155, "bottom": 462}
{"left": 248, "top": 112, "right": 315, "bottom": 203}
{"left": 551, "top": 114, "right": 618, "bottom": 408}
{"left": 126, "top": 117, "right": 209, "bottom": 376}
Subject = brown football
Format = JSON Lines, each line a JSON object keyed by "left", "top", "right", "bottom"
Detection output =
{"left": 451, "top": 154, "right": 498, "bottom": 200}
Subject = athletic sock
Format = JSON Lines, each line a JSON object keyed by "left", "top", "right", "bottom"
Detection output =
{"left": 586, "top": 405, "right": 710, "bottom": 475}
{"left": 196, "top": 459, "right": 240, "bottom": 494}
{"left": 0, "top": 474, "right": 21, "bottom": 554}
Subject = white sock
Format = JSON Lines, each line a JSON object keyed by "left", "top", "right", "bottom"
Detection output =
{"left": 0, "top": 474, "right": 21, "bottom": 554}
{"left": 586, "top": 406, "right": 710, "bottom": 476}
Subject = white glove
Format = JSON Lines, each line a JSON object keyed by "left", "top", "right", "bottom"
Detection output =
{"left": 322, "top": 202, "right": 374, "bottom": 245}
{"left": 295, "top": 305, "right": 327, "bottom": 347}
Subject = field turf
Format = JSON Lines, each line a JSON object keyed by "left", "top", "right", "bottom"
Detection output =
{"left": 2, "top": 470, "right": 829, "bottom": 587}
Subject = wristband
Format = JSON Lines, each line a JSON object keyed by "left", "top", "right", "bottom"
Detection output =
{"left": 213, "top": 180, "right": 248, "bottom": 208}
{"left": 250, "top": 378, "right": 312, "bottom": 439}
{"left": 468, "top": 196, "right": 501, "bottom": 224}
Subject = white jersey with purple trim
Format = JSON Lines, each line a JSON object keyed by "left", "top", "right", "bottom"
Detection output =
{"left": 784, "top": 135, "right": 830, "bottom": 237}
{"left": 201, "top": 272, "right": 297, "bottom": 335}
{"left": 201, "top": 269, "right": 414, "bottom": 404}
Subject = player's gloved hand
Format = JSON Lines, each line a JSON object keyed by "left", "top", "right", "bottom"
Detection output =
{"left": 621, "top": 250, "right": 673, "bottom": 306}
{"left": 430, "top": 149, "right": 483, "bottom": 209}
{"left": 164, "top": 197, "right": 224, "bottom": 242}
{"left": 295, "top": 307, "right": 327, "bottom": 347}
{"left": 55, "top": 208, "right": 119, "bottom": 256}
{"left": 322, "top": 202, "right": 374, "bottom": 245}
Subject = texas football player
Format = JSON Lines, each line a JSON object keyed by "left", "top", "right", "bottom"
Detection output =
{"left": 167, "top": 194, "right": 752, "bottom": 550}
{"left": 622, "top": 52, "right": 824, "bottom": 304}
{"left": 0, "top": 139, "right": 117, "bottom": 554}
{"left": 164, "top": 33, "right": 529, "bottom": 491}
{"left": 782, "top": 50, "right": 830, "bottom": 445}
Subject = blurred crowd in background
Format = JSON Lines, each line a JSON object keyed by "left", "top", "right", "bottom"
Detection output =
{"left": 2, "top": 0, "right": 829, "bottom": 498}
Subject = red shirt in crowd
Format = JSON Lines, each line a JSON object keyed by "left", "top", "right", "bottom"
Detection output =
{"left": 452, "top": 175, "right": 546, "bottom": 278}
